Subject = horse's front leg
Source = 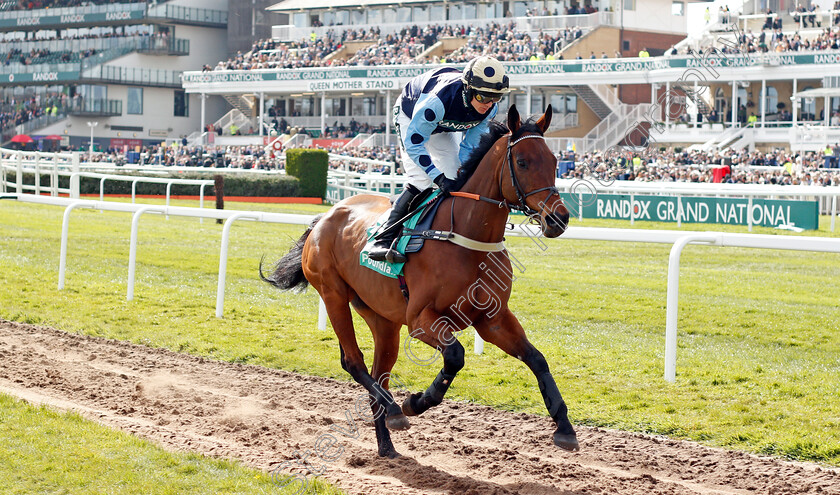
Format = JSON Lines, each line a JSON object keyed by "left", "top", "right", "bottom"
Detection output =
{"left": 474, "top": 308, "right": 579, "bottom": 451}
{"left": 401, "top": 308, "right": 465, "bottom": 417}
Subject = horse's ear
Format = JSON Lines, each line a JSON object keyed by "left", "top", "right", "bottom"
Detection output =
{"left": 507, "top": 104, "right": 521, "bottom": 133}
{"left": 536, "top": 104, "right": 552, "bottom": 134}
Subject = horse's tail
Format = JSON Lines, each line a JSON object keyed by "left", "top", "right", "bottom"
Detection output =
{"left": 260, "top": 214, "right": 323, "bottom": 292}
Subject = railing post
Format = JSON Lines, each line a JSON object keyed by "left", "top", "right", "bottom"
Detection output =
{"left": 318, "top": 297, "right": 328, "bottom": 330}
{"left": 15, "top": 151, "right": 22, "bottom": 194}
{"left": 70, "top": 152, "right": 80, "bottom": 199}
{"left": 216, "top": 212, "right": 259, "bottom": 318}
{"left": 664, "top": 234, "right": 719, "bottom": 382}
{"left": 58, "top": 201, "right": 94, "bottom": 290}
{"left": 34, "top": 152, "right": 41, "bottom": 196}
{"left": 127, "top": 206, "right": 165, "bottom": 300}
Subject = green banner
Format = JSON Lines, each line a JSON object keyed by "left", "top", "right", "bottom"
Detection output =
{"left": 182, "top": 53, "right": 840, "bottom": 85}
{"left": 3, "top": 71, "right": 79, "bottom": 85}
{"left": 561, "top": 194, "right": 819, "bottom": 230}
{"left": 0, "top": 8, "right": 146, "bottom": 28}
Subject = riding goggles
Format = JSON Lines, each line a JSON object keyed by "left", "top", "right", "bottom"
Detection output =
{"left": 474, "top": 91, "right": 502, "bottom": 104}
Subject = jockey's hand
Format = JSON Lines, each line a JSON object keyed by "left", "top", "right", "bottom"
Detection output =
{"left": 433, "top": 175, "right": 458, "bottom": 195}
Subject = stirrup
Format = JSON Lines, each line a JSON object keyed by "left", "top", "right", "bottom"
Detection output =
{"left": 384, "top": 247, "right": 406, "bottom": 264}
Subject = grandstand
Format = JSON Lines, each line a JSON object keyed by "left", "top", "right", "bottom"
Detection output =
{"left": 0, "top": 0, "right": 230, "bottom": 151}
{"left": 5, "top": 0, "right": 840, "bottom": 164}
{"left": 176, "top": 0, "right": 840, "bottom": 157}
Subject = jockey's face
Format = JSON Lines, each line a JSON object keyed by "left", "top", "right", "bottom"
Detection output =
{"left": 470, "top": 96, "right": 495, "bottom": 114}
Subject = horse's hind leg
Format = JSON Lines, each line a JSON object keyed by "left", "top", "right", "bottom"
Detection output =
{"left": 317, "top": 283, "right": 408, "bottom": 457}
{"left": 474, "top": 309, "right": 579, "bottom": 452}
{"left": 352, "top": 298, "right": 407, "bottom": 458}
{"left": 401, "top": 308, "right": 465, "bottom": 417}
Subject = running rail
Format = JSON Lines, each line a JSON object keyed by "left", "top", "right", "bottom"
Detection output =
{"left": 6, "top": 193, "right": 840, "bottom": 381}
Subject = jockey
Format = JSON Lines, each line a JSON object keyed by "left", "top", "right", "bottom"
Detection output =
{"left": 368, "top": 56, "right": 510, "bottom": 263}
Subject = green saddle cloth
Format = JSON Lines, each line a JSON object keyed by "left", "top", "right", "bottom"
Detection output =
{"left": 359, "top": 191, "right": 440, "bottom": 278}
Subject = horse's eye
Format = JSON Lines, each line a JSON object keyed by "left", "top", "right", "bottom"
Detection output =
{"left": 517, "top": 159, "right": 528, "bottom": 169}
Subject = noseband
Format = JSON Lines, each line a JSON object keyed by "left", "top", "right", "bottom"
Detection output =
{"left": 501, "top": 134, "right": 562, "bottom": 218}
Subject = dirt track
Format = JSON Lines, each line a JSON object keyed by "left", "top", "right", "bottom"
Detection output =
{"left": 1, "top": 319, "right": 837, "bottom": 495}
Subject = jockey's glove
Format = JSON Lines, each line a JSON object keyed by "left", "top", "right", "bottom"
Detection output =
{"left": 433, "top": 174, "right": 459, "bottom": 194}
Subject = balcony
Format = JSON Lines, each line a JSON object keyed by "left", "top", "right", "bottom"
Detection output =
{"left": 68, "top": 98, "right": 122, "bottom": 117}
{"left": 137, "top": 37, "right": 190, "bottom": 56}
{"left": 81, "top": 65, "right": 183, "bottom": 88}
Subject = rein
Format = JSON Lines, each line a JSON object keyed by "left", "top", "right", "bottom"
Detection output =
{"left": 451, "top": 132, "right": 561, "bottom": 217}
{"left": 424, "top": 132, "right": 561, "bottom": 252}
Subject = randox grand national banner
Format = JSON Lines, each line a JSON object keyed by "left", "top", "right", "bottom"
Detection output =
{"left": 560, "top": 194, "right": 819, "bottom": 230}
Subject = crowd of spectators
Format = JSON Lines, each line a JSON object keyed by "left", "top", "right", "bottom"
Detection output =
{"left": 1, "top": 47, "right": 98, "bottom": 66}
{"left": 48, "top": 136, "right": 840, "bottom": 188}
{"left": 213, "top": 35, "right": 342, "bottom": 71}
{"left": 0, "top": 92, "right": 66, "bottom": 131}
{"left": 208, "top": 22, "right": 581, "bottom": 71}
{"left": 564, "top": 147, "right": 840, "bottom": 186}
{"left": 444, "top": 22, "right": 579, "bottom": 63}
{"left": 677, "top": 26, "right": 840, "bottom": 56}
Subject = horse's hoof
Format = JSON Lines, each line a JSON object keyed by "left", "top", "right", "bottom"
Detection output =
{"left": 401, "top": 394, "right": 419, "bottom": 416}
{"left": 378, "top": 448, "right": 401, "bottom": 459}
{"left": 385, "top": 414, "right": 410, "bottom": 431}
{"left": 553, "top": 431, "right": 580, "bottom": 452}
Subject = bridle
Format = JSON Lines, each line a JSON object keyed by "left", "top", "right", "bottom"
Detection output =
{"left": 450, "top": 132, "right": 564, "bottom": 220}
{"left": 500, "top": 133, "right": 563, "bottom": 218}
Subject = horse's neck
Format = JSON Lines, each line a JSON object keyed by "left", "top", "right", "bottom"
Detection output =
{"left": 452, "top": 138, "right": 509, "bottom": 243}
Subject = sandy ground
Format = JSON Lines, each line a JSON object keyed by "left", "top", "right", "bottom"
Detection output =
{"left": 0, "top": 319, "right": 837, "bottom": 495}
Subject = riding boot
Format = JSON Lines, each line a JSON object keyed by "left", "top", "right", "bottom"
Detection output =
{"left": 368, "top": 185, "right": 421, "bottom": 263}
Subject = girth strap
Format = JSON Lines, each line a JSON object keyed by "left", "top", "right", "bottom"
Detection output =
{"left": 403, "top": 228, "right": 506, "bottom": 252}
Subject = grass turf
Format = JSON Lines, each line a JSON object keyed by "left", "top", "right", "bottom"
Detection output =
{"left": 1, "top": 197, "right": 838, "bottom": 467}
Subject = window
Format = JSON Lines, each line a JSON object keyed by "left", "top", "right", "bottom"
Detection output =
{"left": 382, "top": 8, "right": 396, "bottom": 23}
{"left": 464, "top": 3, "right": 477, "bottom": 19}
{"left": 396, "top": 7, "right": 411, "bottom": 22}
{"left": 530, "top": 94, "right": 544, "bottom": 116}
{"left": 715, "top": 87, "right": 726, "bottom": 114}
{"left": 367, "top": 8, "right": 382, "bottom": 24}
{"left": 550, "top": 94, "right": 566, "bottom": 113}
{"left": 671, "top": 2, "right": 684, "bottom": 16}
{"left": 565, "top": 94, "right": 577, "bottom": 113}
{"left": 127, "top": 87, "right": 143, "bottom": 115}
{"left": 430, "top": 4, "right": 444, "bottom": 20}
{"left": 449, "top": 3, "right": 461, "bottom": 19}
{"left": 623, "top": 0, "right": 635, "bottom": 11}
{"left": 800, "top": 86, "right": 816, "bottom": 121}
{"left": 764, "top": 87, "right": 778, "bottom": 114}
{"left": 413, "top": 6, "right": 429, "bottom": 21}
{"left": 174, "top": 90, "right": 188, "bottom": 117}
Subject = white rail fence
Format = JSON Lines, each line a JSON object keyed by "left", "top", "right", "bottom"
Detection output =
{"left": 9, "top": 193, "right": 312, "bottom": 319}
{"left": 4, "top": 192, "right": 839, "bottom": 381}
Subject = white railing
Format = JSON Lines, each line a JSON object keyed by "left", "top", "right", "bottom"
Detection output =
{"left": 342, "top": 133, "right": 371, "bottom": 149}
{"left": 8, "top": 193, "right": 310, "bottom": 318}
{"left": 9, "top": 190, "right": 837, "bottom": 382}
{"left": 548, "top": 113, "right": 579, "bottom": 132}
{"left": 581, "top": 104, "right": 652, "bottom": 154}
{"left": 589, "top": 84, "right": 620, "bottom": 113}
{"left": 216, "top": 109, "right": 252, "bottom": 135}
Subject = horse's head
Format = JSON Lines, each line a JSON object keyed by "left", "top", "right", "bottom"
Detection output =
{"left": 504, "top": 104, "right": 570, "bottom": 238}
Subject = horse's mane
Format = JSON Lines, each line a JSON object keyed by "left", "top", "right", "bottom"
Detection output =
{"left": 458, "top": 118, "right": 545, "bottom": 184}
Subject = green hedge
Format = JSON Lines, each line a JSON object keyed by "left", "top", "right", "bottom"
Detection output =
{"left": 14, "top": 172, "right": 300, "bottom": 197}
{"left": 285, "top": 149, "right": 328, "bottom": 198}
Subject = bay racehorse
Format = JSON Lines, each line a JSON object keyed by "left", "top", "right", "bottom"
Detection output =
{"left": 263, "top": 105, "right": 578, "bottom": 458}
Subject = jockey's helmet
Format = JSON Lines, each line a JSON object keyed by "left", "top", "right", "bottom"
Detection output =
{"left": 461, "top": 56, "right": 510, "bottom": 95}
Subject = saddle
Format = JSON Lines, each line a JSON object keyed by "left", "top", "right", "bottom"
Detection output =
{"left": 359, "top": 190, "right": 445, "bottom": 278}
